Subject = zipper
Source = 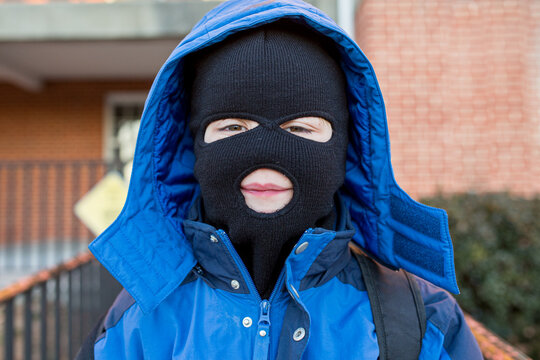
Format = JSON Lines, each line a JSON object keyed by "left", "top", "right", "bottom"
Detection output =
{"left": 258, "top": 300, "right": 271, "bottom": 334}
{"left": 217, "top": 228, "right": 313, "bottom": 360}
{"left": 217, "top": 229, "right": 262, "bottom": 301}
{"left": 216, "top": 228, "right": 313, "bottom": 303}
{"left": 253, "top": 299, "right": 272, "bottom": 359}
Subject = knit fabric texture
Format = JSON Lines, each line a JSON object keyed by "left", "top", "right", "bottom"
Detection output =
{"left": 187, "top": 20, "right": 349, "bottom": 299}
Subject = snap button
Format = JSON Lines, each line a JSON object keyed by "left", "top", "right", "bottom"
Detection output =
{"left": 259, "top": 330, "right": 267, "bottom": 337}
{"left": 230, "top": 279, "right": 240, "bottom": 290}
{"left": 295, "top": 241, "right": 309, "bottom": 254}
{"left": 210, "top": 235, "right": 218, "bottom": 243}
{"left": 293, "top": 327, "right": 305, "bottom": 341}
{"left": 242, "top": 317, "right": 252, "bottom": 328}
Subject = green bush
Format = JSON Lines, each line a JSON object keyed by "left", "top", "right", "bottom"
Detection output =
{"left": 421, "top": 193, "right": 540, "bottom": 358}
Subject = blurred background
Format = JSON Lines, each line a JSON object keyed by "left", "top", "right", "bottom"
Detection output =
{"left": 0, "top": 0, "right": 538, "bottom": 359}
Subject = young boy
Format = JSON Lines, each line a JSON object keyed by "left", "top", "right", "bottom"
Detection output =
{"left": 80, "top": 0, "right": 482, "bottom": 359}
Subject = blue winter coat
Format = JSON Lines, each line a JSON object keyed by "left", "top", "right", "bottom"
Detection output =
{"left": 88, "top": 0, "right": 483, "bottom": 358}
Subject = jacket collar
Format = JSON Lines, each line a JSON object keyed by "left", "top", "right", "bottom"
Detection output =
{"left": 182, "top": 194, "right": 356, "bottom": 297}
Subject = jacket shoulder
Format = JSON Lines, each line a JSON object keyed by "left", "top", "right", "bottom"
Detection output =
{"left": 75, "top": 289, "right": 136, "bottom": 360}
{"left": 101, "top": 289, "right": 137, "bottom": 335}
{"left": 415, "top": 277, "right": 483, "bottom": 359}
{"left": 90, "top": 273, "right": 200, "bottom": 359}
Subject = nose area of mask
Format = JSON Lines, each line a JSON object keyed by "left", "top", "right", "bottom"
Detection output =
{"left": 239, "top": 168, "right": 294, "bottom": 214}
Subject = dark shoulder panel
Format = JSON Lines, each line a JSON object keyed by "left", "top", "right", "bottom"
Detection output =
{"left": 415, "top": 277, "right": 483, "bottom": 359}
{"left": 102, "top": 289, "right": 137, "bottom": 332}
{"left": 299, "top": 246, "right": 367, "bottom": 292}
{"left": 335, "top": 253, "right": 367, "bottom": 292}
{"left": 75, "top": 289, "right": 135, "bottom": 360}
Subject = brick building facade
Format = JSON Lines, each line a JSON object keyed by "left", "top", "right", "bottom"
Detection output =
{"left": 356, "top": 0, "right": 540, "bottom": 198}
{"left": 0, "top": 80, "right": 149, "bottom": 160}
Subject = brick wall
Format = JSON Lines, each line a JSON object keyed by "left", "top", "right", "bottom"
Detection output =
{"left": 0, "top": 80, "right": 150, "bottom": 161}
{"left": 355, "top": 0, "right": 540, "bottom": 198}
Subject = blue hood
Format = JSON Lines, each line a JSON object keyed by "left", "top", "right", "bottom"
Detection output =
{"left": 89, "top": 0, "right": 458, "bottom": 314}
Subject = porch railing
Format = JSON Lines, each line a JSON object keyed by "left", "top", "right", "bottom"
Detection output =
{"left": 0, "top": 252, "right": 121, "bottom": 360}
{"left": 0, "top": 160, "right": 108, "bottom": 287}
{"left": 465, "top": 314, "right": 532, "bottom": 360}
{"left": 0, "top": 159, "right": 121, "bottom": 359}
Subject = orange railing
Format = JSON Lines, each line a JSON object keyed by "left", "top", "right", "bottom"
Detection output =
{"left": 0, "top": 252, "right": 121, "bottom": 360}
{"left": 0, "top": 252, "right": 93, "bottom": 302}
{"left": 465, "top": 314, "right": 532, "bottom": 360}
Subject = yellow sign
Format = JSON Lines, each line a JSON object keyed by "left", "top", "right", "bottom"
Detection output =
{"left": 74, "top": 172, "right": 128, "bottom": 236}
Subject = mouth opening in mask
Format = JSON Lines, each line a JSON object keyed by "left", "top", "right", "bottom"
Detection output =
{"left": 235, "top": 166, "right": 299, "bottom": 217}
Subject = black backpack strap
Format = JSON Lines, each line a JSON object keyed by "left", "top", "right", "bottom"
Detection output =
{"left": 351, "top": 247, "right": 426, "bottom": 360}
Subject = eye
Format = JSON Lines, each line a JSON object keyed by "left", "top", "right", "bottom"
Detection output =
{"left": 280, "top": 117, "right": 332, "bottom": 142}
{"left": 283, "top": 125, "right": 313, "bottom": 134}
{"left": 220, "top": 124, "right": 247, "bottom": 132}
{"left": 204, "top": 118, "right": 259, "bottom": 143}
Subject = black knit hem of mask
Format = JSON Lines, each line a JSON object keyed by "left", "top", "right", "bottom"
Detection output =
{"left": 195, "top": 110, "right": 338, "bottom": 146}
{"left": 233, "top": 164, "right": 300, "bottom": 220}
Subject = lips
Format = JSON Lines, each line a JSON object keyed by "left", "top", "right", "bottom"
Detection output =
{"left": 240, "top": 183, "right": 292, "bottom": 196}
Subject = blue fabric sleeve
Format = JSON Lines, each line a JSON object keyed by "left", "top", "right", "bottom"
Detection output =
{"left": 419, "top": 321, "right": 451, "bottom": 360}
{"left": 416, "top": 277, "right": 484, "bottom": 360}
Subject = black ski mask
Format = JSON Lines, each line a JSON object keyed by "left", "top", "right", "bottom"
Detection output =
{"left": 188, "top": 21, "right": 349, "bottom": 298}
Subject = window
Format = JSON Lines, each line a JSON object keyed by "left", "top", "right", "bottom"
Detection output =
{"left": 104, "top": 93, "right": 146, "bottom": 182}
